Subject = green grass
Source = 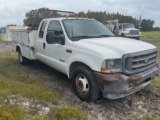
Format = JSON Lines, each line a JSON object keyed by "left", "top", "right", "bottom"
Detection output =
{"left": 0, "top": 53, "right": 59, "bottom": 104}
{"left": 0, "top": 35, "right": 2, "bottom": 42}
{"left": 0, "top": 105, "right": 26, "bottom": 120}
{"left": 141, "top": 31, "right": 160, "bottom": 40}
{"left": 147, "top": 77, "right": 160, "bottom": 93}
{"left": 143, "top": 35, "right": 160, "bottom": 93}
{"left": 53, "top": 106, "right": 87, "bottom": 120}
{"left": 0, "top": 75, "right": 59, "bottom": 104}
{"left": 0, "top": 52, "right": 87, "bottom": 120}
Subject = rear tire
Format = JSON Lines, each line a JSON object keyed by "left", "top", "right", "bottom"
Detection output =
{"left": 71, "top": 65, "right": 101, "bottom": 102}
{"left": 18, "top": 50, "right": 28, "bottom": 65}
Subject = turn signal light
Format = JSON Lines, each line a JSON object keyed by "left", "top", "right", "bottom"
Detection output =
{"left": 101, "top": 68, "right": 107, "bottom": 73}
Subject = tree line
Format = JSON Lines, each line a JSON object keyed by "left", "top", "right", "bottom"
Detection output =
{"left": 23, "top": 8, "right": 159, "bottom": 31}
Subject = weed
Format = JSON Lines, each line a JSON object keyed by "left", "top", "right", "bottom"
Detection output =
{"left": 0, "top": 52, "right": 59, "bottom": 104}
{"left": 53, "top": 106, "right": 87, "bottom": 120}
{"left": 0, "top": 105, "right": 26, "bottom": 120}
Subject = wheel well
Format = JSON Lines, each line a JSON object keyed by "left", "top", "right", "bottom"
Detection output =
{"left": 16, "top": 46, "right": 21, "bottom": 52}
{"left": 69, "top": 62, "right": 92, "bottom": 79}
{"left": 121, "top": 33, "right": 125, "bottom": 36}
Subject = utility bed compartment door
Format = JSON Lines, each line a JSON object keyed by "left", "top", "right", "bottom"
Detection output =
{"left": 21, "top": 31, "right": 29, "bottom": 46}
{"left": 11, "top": 30, "right": 37, "bottom": 60}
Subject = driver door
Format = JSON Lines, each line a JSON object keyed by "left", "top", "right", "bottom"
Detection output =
{"left": 41, "top": 20, "right": 67, "bottom": 73}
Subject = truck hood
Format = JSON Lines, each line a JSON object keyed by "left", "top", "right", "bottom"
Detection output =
{"left": 75, "top": 37, "right": 156, "bottom": 58}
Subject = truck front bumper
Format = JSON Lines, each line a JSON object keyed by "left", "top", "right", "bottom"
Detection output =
{"left": 94, "top": 66, "right": 159, "bottom": 99}
{"left": 125, "top": 35, "right": 140, "bottom": 38}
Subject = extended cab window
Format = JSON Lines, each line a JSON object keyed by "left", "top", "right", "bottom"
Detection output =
{"left": 39, "top": 21, "right": 47, "bottom": 38}
{"left": 47, "top": 21, "right": 63, "bottom": 36}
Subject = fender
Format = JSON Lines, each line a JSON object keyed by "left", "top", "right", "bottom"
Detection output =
{"left": 66, "top": 54, "right": 102, "bottom": 78}
{"left": 16, "top": 44, "right": 23, "bottom": 55}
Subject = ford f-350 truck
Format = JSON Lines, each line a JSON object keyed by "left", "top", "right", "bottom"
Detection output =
{"left": 12, "top": 17, "right": 159, "bottom": 102}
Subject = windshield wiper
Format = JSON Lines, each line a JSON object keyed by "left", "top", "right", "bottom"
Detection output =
{"left": 97, "top": 35, "right": 114, "bottom": 37}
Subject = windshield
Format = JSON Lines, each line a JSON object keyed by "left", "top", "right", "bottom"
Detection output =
{"left": 63, "top": 19, "right": 114, "bottom": 41}
{"left": 123, "top": 24, "right": 135, "bottom": 30}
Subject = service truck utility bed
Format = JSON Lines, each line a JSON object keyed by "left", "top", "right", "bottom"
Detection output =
{"left": 12, "top": 30, "right": 37, "bottom": 60}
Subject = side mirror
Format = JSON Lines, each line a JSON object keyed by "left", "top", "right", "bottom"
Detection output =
{"left": 46, "top": 31, "right": 65, "bottom": 45}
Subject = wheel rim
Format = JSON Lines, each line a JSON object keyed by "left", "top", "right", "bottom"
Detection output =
{"left": 76, "top": 74, "right": 89, "bottom": 95}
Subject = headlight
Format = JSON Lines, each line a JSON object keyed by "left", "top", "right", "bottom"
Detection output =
{"left": 101, "top": 59, "right": 122, "bottom": 73}
{"left": 139, "top": 32, "right": 142, "bottom": 36}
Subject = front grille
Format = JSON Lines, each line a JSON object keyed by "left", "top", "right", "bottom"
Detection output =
{"left": 123, "top": 49, "right": 157, "bottom": 75}
{"left": 130, "top": 30, "right": 139, "bottom": 35}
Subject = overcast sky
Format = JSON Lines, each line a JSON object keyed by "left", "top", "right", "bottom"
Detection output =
{"left": 0, "top": 0, "right": 160, "bottom": 27}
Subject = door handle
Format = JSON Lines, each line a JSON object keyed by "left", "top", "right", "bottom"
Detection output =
{"left": 43, "top": 43, "right": 45, "bottom": 49}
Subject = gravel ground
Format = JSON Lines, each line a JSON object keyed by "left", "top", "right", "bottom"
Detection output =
{"left": 0, "top": 41, "right": 160, "bottom": 120}
{"left": 0, "top": 41, "right": 12, "bottom": 53}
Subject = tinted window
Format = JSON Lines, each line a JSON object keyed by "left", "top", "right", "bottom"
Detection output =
{"left": 39, "top": 21, "right": 47, "bottom": 38}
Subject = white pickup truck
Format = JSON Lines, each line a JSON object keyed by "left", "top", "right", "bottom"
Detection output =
{"left": 104, "top": 20, "right": 141, "bottom": 40}
{"left": 12, "top": 17, "right": 159, "bottom": 102}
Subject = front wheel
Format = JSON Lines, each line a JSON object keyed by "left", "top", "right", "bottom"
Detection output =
{"left": 71, "top": 66, "right": 101, "bottom": 102}
{"left": 136, "top": 37, "right": 140, "bottom": 40}
{"left": 18, "top": 50, "right": 28, "bottom": 65}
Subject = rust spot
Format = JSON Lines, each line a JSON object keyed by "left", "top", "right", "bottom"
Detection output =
{"left": 94, "top": 72, "right": 123, "bottom": 90}
{"left": 95, "top": 73, "right": 123, "bottom": 81}
{"left": 126, "top": 85, "right": 142, "bottom": 93}
{"left": 127, "top": 76, "right": 141, "bottom": 83}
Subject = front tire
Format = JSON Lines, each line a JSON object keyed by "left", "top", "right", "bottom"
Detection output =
{"left": 136, "top": 37, "right": 140, "bottom": 40}
{"left": 71, "top": 65, "right": 101, "bottom": 102}
{"left": 18, "top": 50, "right": 28, "bottom": 65}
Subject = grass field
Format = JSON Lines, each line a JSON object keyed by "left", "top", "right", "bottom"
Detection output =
{"left": 0, "top": 53, "right": 86, "bottom": 120}
{"left": 0, "top": 36, "right": 1, "bottom": 41}
{"left": 142, "top": 32, "right": 160, "bottom": 94}
{"left": 141, "top": 31, "right": 160, "bottom": 40}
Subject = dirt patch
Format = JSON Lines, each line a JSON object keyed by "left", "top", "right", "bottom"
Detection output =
{"left": 0, "top": 41, "right": 160, "bottom": 120}
{"left": 0, "top": 42, "right": 12, "bottom": 53}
